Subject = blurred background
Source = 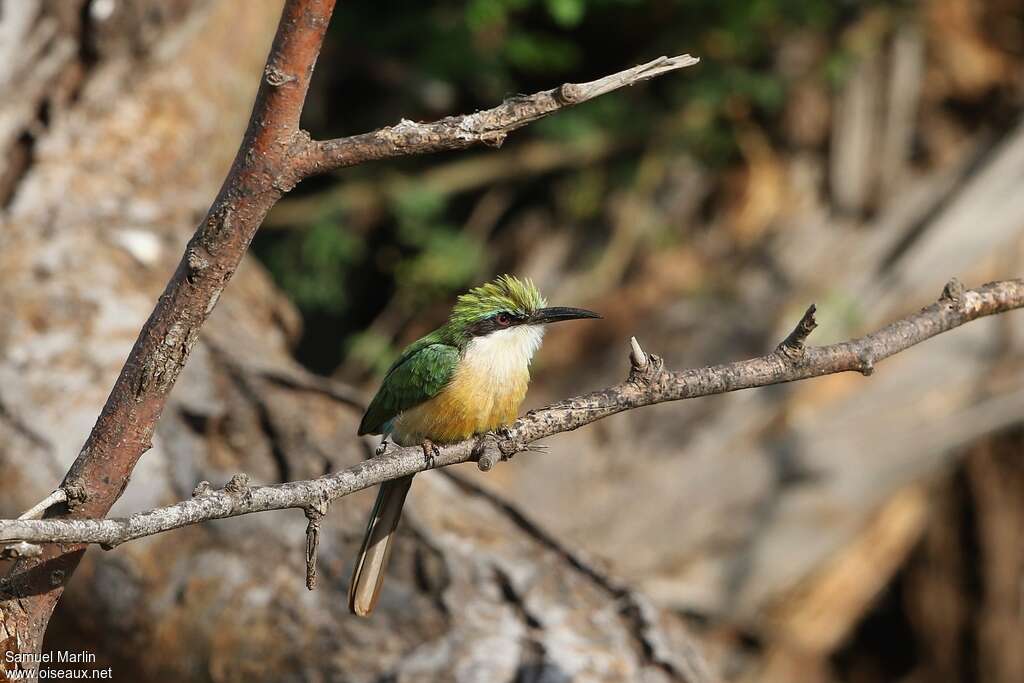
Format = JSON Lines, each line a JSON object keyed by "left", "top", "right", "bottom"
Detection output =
{"left": 1, "top": 0, "right": 1022, "bottom": 681}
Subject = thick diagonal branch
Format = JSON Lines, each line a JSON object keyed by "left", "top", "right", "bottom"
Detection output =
{"left": 0, "top": 1, "right": 337, "bottom": 654}
{"left": 3, "top": 278, "right": 1019, "bottom": 548}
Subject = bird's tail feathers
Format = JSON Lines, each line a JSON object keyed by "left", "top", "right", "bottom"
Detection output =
{"left": 348, "top": 475, "right": 413, "bottom": 616}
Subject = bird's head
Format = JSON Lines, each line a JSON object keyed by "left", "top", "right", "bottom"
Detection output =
{"left": 446, "top": 275, "right": 600, "bottom": 355}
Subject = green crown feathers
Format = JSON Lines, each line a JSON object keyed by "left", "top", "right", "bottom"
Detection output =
{"left": 450, "top": 274, "right": 546, "bottom": 325}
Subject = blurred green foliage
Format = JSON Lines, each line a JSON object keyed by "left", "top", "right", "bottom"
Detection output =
{"left": 262, "top": 211, "right": 364, "bottom": 315}
{"left": 254, "top": 0, "right": 893, "bottom": 374}
{"left": 391, "top": 186, "right": 486, "bottom": 298}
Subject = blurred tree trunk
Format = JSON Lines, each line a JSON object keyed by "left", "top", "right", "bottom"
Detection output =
{"left": 0, "top": 2, "right": 709, "bottom": 681}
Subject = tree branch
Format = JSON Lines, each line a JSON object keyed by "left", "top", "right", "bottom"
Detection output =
{"left": 3, "top": 278, "right": 1019, "bottom": 548}
{"left": 1, "top": 2, "right": 338, "bottom": 652}
{"left": 293, "top": 54, "right": 698, "bottom": 175}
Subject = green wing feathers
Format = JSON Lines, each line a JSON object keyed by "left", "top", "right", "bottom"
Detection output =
{"left": 358, "top": 341, "right": 459, "bottom": 435}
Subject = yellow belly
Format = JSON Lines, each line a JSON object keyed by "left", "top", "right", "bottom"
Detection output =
{"left": 392, "top": 359, "right": 529, "bottom": 446}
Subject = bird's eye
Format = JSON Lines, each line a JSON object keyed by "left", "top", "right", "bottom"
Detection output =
{"left": 496, "top": 312, "right": 512, "bottom": 326}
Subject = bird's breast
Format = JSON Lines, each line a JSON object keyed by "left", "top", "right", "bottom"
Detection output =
{"left": 392, "top": 326, "right": 542, "bottom": 445}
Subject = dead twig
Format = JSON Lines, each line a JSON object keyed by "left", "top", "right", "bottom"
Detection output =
{"left": 292, "top": 55, "right": 699, "bottom": 176}
{"left": 16, "top": 489, "right": 68, "bottom": 521}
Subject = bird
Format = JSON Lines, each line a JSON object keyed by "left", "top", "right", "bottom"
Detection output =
{"left": 348, "top": 274, "right": 600, "bottom": 616}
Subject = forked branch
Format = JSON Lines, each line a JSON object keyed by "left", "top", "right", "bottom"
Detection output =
{"left": 0, "top": 0, "right": 701, "bottom": 653}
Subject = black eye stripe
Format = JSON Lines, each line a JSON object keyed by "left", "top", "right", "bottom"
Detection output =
{"left": 467, "top": 311, "right": 528, "bottom": 337}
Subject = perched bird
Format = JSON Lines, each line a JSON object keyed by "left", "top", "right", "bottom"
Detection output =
{"left": 349, "top": 274, "right": 600, "bottom": 616}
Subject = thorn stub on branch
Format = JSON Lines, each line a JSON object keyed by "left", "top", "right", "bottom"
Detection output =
{"left": 224, "top": 473, "right": 250, "bottom": 494}
{"left": 941, "top": 277, "right": 964, "bottom": 304}
{"left": 192, "top": 481, "right": 213, "bottom": 497}
{"left": 628, "top": 337, "right": 663, "bottom": 387}
{"left": 776, "top": 304, "right": 818, "bottom": 360}
{"left": 629, "top": 336, "right": 648, "bottom": 370}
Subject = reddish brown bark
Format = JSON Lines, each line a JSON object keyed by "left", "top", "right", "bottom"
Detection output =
{"left": 1, "top": 0, "right": 337, "bottom": 657}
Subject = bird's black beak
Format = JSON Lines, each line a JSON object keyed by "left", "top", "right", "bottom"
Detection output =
{"left": 530, "top": 306, "right": 602, "bottom": 325}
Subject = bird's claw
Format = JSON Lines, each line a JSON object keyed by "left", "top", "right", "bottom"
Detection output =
{"left": 375, "top": 439, "right": 389, "bottom": 456}
{"left": 421, "top": 439, "right": 441, "bottom": 468}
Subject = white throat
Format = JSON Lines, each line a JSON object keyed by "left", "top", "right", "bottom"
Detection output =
{"left": 463, "top": 324, "right": 546, "bottom": 381}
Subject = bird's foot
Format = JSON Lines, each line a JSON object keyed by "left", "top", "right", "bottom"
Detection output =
{"left": 375, "top": 438, "right": 389, "bottom": 456}
{"left": 421, "top": 438, "right": 441, "bottom": 468}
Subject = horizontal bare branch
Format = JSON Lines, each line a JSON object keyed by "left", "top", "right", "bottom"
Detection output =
{"left": 294, "top": 54, "right": 700, "bottom": 176}
{"left": 1, "top": 278, "right": 1020, "bottom": 548}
